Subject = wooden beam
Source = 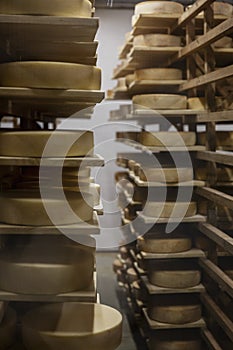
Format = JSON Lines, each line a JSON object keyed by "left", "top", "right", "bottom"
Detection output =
{"left": 196, "top": 110, "right": 233, "bottom": 123}
{"left": 179, "top": 64, "right": 233, "bottom": 91}
{"left": 200, "top": 258, "right": 233, "bottom": 298}
{"left": 196, "top": 187, "right": 233, "bottom": 210}
{"left": 201, "top": 293, "right": 233, "bottom": 342}
{"left": 201, "top": 329, "right": 223, "bottom": 350}
{"left": 199, "top": 222, "right": 233, "bottom": 256}
{"left": 171, "top": 0, "right": 215, "bottom": 32}
{"left": 197, "top": 151, "right": 233, "bottom": 166}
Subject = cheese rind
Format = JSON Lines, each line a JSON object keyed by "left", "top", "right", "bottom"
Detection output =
{"left": 133, "top": 94, "right": 187, "bottom": 110}
{"left": 139, "top": 167, "right": 193, "bottom": 183}
{"left": 0, "top": 62, "right": 101, "bottom": 90}
{"left": 22, "top": 303, "right": 123, "bottom": 350}
{"left": 139, "top": 131, "right": 196, "bottom": 147}
{"left": 135, "top": 1, "right": 184, "bottom": 15}
{"left": 0, "top": 130, "right": 93, "bottom": 157}
{"left": 137, "top": 235, "right": 192, "bottom": 253}
{"left": 149, "top": 304, "right": 201, "bottom": 324}
{"left": 148, "top": 270, "right": 201, "bottom": 288}
{"left": 0, "top": 0, "right": 92, "bottom": 17}
{"left": 135, "top": 68, "right": 182, "bottom": 81}
{"left": 134, "top": 34, "right": 181, "bottom": 47}
{"left": 0, "top": 190, "right": 93, "bottom": 226}
{"left": 198, "top": 131, "right": 233, "bottom": 147}
{"left": 143, "top": 202, "right": 197, "bottom": 218}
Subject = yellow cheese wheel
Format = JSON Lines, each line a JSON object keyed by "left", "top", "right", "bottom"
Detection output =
{"left": 134, "top": 34, "right": 181, "bottom": 47}
{"left": 135, "top": 68, "right": 182, "bottom": 81}
{"left": 149, "top": 303, "right": 201, "bottom": 324}
{"left": 0, "top": 0, "right": 92, "bottom": 17}
{"left": 0, "top": 190, "right": 93, "bottom": 226}
{"left": 22, "top": 303, "right": 123, "bottom": 350}
{"left": 143, "top": 201, "right": 197, "bottom": 218}
{"left": 198, "top": 131, "right": 233, "bottom": 147}
{"left": 0, "top": 62, "right": 101, "bottom": 90}
{"left": 139, "top": 131, "right": 196, "bottom": 147}
{"left": 139, "top": 167, "right": 193, "bottom": 183}
{"left": 148, "top": 270, "right": 201, "bottom": 288}
{"left": 0, "top": 130, "right": 93, "bottom": 157}
{"left": 135, "top": 1, "right": 183, "bottom": 15}
{"left": 0, "top": 245, "right": 94, "bottom": 294}
{"left": 137, "top": 235, "right": 192, "bottom": 253}
{"left": 213, "top": 2, "right": 232, "bottom": 17}
{"left": 0, "top": 308, "right": 17, "bottom": 350}
{"left": 133, "top": 94, "right": 187, "bottom": 110}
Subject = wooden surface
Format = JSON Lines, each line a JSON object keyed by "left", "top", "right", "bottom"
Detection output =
{"left": 197, "top": 150, "right": 233, "bottom": 167}
{"left": 128, "top": 80, "right": 185, "bottom": 94}
{"left": 140, "top": 248, "right": 205, "bottom": 260}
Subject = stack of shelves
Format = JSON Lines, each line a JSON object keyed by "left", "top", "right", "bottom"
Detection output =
{"left": 112, "top": 0, "right": 233, "bottom": 349}
{"left": 0, "top": 2, "right": 122, "bottom": 350}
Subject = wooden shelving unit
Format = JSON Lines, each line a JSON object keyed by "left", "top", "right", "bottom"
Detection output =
{"left": 111, "top": 0, "right": 233, "bottom": 349}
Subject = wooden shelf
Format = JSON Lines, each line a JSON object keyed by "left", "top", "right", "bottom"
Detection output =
{"left": 137, "top": 210, "right": 206, "bottom": 224}
{"left": 0, "top": 154, "right": 104, "bottom": 167}
{"left": 129, "top": 46, "right": 180, "bottom": 67}
{"left": 128, "top": 80, "right": 186, "bottom": 94}
{"left": 140, "top": 248, "right": 205, "bottom": 260}
{"left": 143, "top": 308, "right": 206, "bottom": 330}
{"left": 196, "top": 187, "right": 233, "bottom": 211}
{"left": 0, "top": 211, "right": 100, "bottom": 235}
{"left": 141, "top": 276, "right": 205, "bottom": 295}
{"left": 0, "top": 15, "right": 99, "bottom": 42}
{"left": 197, "top": 150, "right": 233, "bottom": 167}
{"left": 0, "top": 273, "right": 97, "bottom": 302}
{"left": 132, "top": 14, "right": 180, "bottom": 29}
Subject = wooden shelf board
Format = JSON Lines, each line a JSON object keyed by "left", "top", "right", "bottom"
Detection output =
{"left": 132, "top": 14, "right": 180, "bottom": 29}
{"left": 0, "top": 211, "right": 100, "bottom": 235}
{"left": 0, "top": 15, "right": 99, "bottom": 42}
{"left": 119, "top": 41, "right": 133, "bottom": 60}
{"left": 141, "top": 276, "right": 205, "bottom": 295}
{"left": 197, "top": 150, "right": 233, "bottom": 167}
{"left": 0, "top": 154, "right": 104, "bottom": 167}
{"left": 129, "top": 46, "right": 180, "bottom": 66}
{"left": 143, "top": 308, "right": 206, "bottom": 330}
{"left": 137, "top": 211, "right": 206, "bottom": 224}
{"left": 196, "top": 187, "right": 233, "bottom": 211}
{"left": 128, "top": 80, "right": 186, "bottom": 94}
{"left": 140, "top": 248, "right": 205, "bottom": 260}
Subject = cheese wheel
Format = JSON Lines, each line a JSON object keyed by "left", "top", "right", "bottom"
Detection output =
{"left": 22, "top": 303, "right": 123, "bottom": 350}
{"left": 119, "top": 246, "right": 129, "bottom": 260}
{"left": 135, "top": 68, "right": 182, "bottom": 81}
{"left": 137, "top": 235, "right": 192, "bottom": 253}
{"left": 0, "top": 244, "right": 94, "bottom": 294}
{"left": 0, "top": 190, "right": 93, "bottom": 226}
{"left": 133, "top": 94, "right": 187, "bottom": 110}
{"left": 150, "top": 331, "right": 202, "bottom": 350}
{"left": 213, "top": 2, "right": 233, "bottom": 17}
{"left": 0, "top": 130, "right": 93, "bottom": 157}
{"left": 127, "top": 268, "right": 138, "bottom": 284}
{"left": 149, "top": 302, "right": 201, "bottom": 324}
{"left": 148, "top": 270, "right": 201, "bottom": 288}
{"left": 139, "top": 167, "right": 193, "bottom": 183}
{"left": 0, "top": 308, "right": 17, "bottom": 349}
{"left": 0, "top": 0, "right": 92, "bottom": 17}
{"left": 135, "top": 1, "right": 183, "bottom": 15}
{"left": 143, "top": 202, "right": 197, "bottom": 218}
{"left": 21, "top": 166, "right": 91, "bottom": 180}
{"left": 134, "top": 34, "right": 181, "bottom": 47}
{"left": 125, "top": 74, "right": 135, "bottom": 87}
{"left": 0, "top": 62, "right": 101, "bottom": 90}
{"left": 198, "top": 131, "right": 233, "bottom": 147}
{"left": 188, "top": 97, "right": 206, "bottom": 110}
{"left": 196, "top": 166, "right": 233, "bottom": 182}
{"left": 0, "top": 302, "right": 4, "bottom": 324}
{"left": 139, "top": 131, "right": 196, "bottom": 147}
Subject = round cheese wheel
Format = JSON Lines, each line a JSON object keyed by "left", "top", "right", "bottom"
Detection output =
{"left": 0, "top": 0, "right": 92, "bottom": 17}
{"left": 0, "top": 130, "right": 93, "bottom": 157}
{"left": 137, "top": 235, "right": 192, "bottom": 253}
{"left": 213, "top": 2, "right": 233, "bottom": 17}
{"left": 22, "top": 303, "right": 123, "bottom": 350}
{"left": 135, "top": 68, "right": 182, "bottom": 81}
{"left": 0, "top": 244, "right": 94, "bottom": 294}
{"left": 0, "top": 302, "right": 4, "bottom": 324}
{"left": 150, "top": 331, "right": 202, "bottom": 350}
{"left": 139, "top": 131, "right": 196, "bottom": 147}
{"left": 139, "top": 167, "right": 193, "bottom": 183}
{"left": 21, "top": 166, "right": 91, "bottom": 180}
{"left": 134, "top": 34, "right": 181, "bottom": 47}
{"left": 149, "top": 302, "right": 201, "bottom": 324}
{"left": 143, "top": 201, "right": 197, "bottom": 218}
{"left": 0, "top": 62, "right": 101, "bottom": 90}
{"left": 148, "top": 270, "right": 201, "bottom": 288}
{"left": 0, "top": 307, "right": 17, "bottom": 349}
{"left": 198, "top": 131, "right": 233, "bottom": 147}
{"left": 135, "top": 1, "right": 184, "bottom": 16}
{"left": 0, "top": 190, "right": 93, "bottom": 226}
{"left": 133, "top": 94, "right": 187, "bottom": 110}
{"left": 127, "top": 268, "right": 138, "bottom": 284}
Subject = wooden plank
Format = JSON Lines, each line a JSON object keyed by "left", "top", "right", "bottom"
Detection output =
{"left": 197, "top": 150, "right": 233, "bottom": 166}
{"left": 0, "top": 154, "right": 104, "bottom": 167}
{"left": 201, "top": 293, "right": 233, "bottom": 342}
{"left": 137, "top": 211, "right": 206, "bottom": 224}
{"left": 131, "top": 173, "right": 205, "bottom": 188}
{"left": 141, "top": 248, "right": 205, "bottom": 260}
{"left": 196, "top": 187, "right": 233, "bottom": 210}
{"left": 128, "top": 80, "right": 185, "bottom": 94}
{"left": 141, "top": 276, "right": 205, "bottom": 295}
{"left": 198, "top": 222, "right": 233, "bottom": 256}
{"left": 199, "top": 258, "right": 233, "bottom": 298}
{"left": 196, "top": 110, "right": 233, "bottom": 123}
{"left": 132, "top": 14, "right": 180, "bottom": 29}
{"left": 130, "top": 46, "right": 180, "bottom": 66}
{"left": 179, "top": 64, "right": 233, "bottom": 91}
{"left": 0, "top": 212, "right": 100, "bottom": 235}
{"left": 201, "top": 329, "right": 223, "bottom": 350}
{"left": 171, "top": 0, "right": 215, "bottom": 32}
